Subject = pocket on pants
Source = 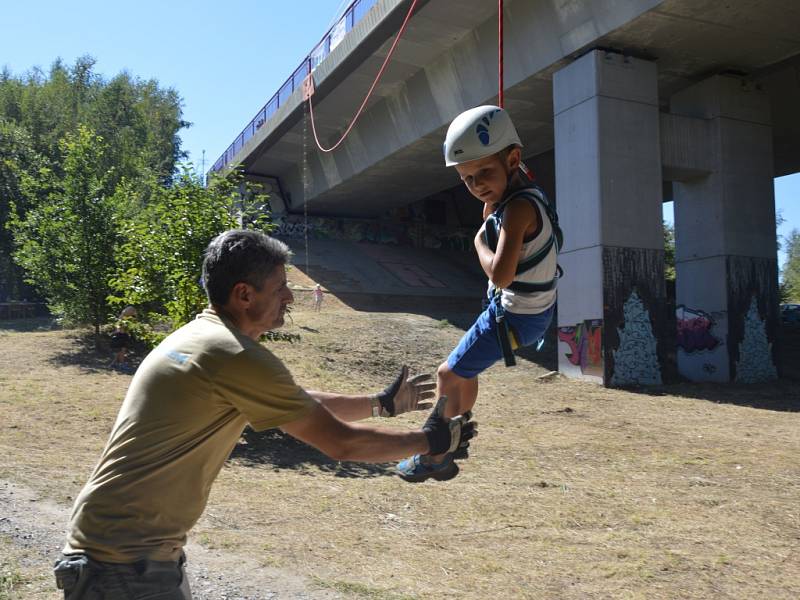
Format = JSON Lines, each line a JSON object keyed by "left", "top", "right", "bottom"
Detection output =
{"left": 118, "top": 568, "right": 186, "bottom": 600}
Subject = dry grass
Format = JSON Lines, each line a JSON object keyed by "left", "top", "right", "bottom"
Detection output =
{"left": 1, "top": 290, "right": 799, "bottom": 599}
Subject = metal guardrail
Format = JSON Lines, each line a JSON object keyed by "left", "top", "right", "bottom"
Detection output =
{"left": 210, "top": 0, "right": 378, "bottom": 175}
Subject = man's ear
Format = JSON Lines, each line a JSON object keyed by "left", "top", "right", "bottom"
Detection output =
{"left": 229, "top": 282, "right": 252, "bottom": 306}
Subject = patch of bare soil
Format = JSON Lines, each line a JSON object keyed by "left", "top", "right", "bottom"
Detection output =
{"left": 1, "top": 289, "right": 799, "bottom": 599}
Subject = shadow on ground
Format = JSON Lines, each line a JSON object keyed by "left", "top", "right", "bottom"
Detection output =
{"left": 49, "top": 329, "right": 143, "bottom": 374}
{"left": 637, "top": 379, "right": 800, "bottom": 412}
{"left": 0, "top": 317, "right": 59, "bottom": 333}
{"left": 229, "top": 427, "right": 396, "bottom": 479}
{"left": 334, "top": 294, "right": 485, "bottom": 325}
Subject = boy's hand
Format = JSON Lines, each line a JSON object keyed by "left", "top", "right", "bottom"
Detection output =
{"left": 376, "top": 366, "right": 435, "bottom": 417}
{"left": 422, "top": 396, "right": 478, "bottom": 455}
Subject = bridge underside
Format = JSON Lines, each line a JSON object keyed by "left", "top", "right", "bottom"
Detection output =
{"left": 233, "top": 0, "right": 800, "bottom": 218}
{"left": 226, "top": 0, "right": 800, "bottom": 387}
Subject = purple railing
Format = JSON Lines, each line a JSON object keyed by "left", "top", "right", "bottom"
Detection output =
{"left": 210, "top": 0, "right": 378, "bottom": 174}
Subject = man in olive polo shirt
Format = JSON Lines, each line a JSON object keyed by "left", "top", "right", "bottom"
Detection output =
{"left": 55, "top": 229, "right": 475, "bottom": 599}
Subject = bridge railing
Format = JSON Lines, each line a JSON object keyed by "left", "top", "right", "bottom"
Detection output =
{"left": 210, "top": 0, "right": 378, "bottom": 175}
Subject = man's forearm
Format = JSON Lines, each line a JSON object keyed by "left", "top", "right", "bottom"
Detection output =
{"left": 280, "top": 404, "right": 430, "bottom": 462}
{"left": 307, "top": 390, "right": 374, "bottom": 421}
{"left": 332, "top": 425, "right": 430, "bottom": 462}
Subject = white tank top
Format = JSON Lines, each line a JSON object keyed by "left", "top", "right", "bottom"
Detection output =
{"left": 493, "top": 188, "right": 558, "bottom": 315}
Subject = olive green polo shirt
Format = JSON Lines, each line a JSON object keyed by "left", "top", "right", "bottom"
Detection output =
{"left": 65, "top": 309, "right": 316, "bottom": 562}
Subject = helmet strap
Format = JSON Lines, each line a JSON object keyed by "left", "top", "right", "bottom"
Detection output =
{"left": 519, "top": 160, "right": 535, "bottom": 182}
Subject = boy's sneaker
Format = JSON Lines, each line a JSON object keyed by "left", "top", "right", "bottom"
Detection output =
{"left": 396, "top": 454, "right": 458, "bottom": 483}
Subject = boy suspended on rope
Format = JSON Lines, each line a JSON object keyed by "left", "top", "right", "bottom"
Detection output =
{"left": 397, "top": 105, "right": 562, "bottom": 483}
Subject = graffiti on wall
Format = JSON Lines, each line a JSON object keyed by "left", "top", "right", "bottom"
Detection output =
{"left": 272, "top": 219, "right": 310, "bottom": 239}
{"left": 271, "top": 215, "right": 473, "bottom": 251}
{"left": 735, "top": 296, "right": 777, "bottom": 383}
{"left": 675, "top": 305, "right": 727, "bottom": 381}
{"left": 557, "top": 319, "right": 603, "bottom": 378}
{"left": 611, "top": 291, "right": 662, "bottom": 386}
{"left": 676, "top": 305, "right": 721, "bottom": 353}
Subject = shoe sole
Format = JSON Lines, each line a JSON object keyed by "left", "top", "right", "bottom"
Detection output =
{"left": 397, "top": 461, "right": 459, "bottom": 483}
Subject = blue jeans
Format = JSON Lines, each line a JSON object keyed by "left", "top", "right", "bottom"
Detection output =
{"left": 447, "top": 302, "right": 554, "bottom": 379}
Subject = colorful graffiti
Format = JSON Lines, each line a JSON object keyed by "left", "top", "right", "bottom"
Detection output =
{"left": 611, "top": 291, "right": 662, "bottom": 386}
{"left": 735, "top": 296, "right": 777, "bottom": 383}
{"left": 557, "top": 319, "right": 603, "bottom": 378}
{"left": 676, "top": 305, "right": 721, "bottom": 353}
{"left": 676, "top": 305, "right": 727, "bottom": 381}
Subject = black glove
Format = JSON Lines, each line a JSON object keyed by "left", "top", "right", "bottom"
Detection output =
{"left": 422, "top": 396, "right": 477, "bottom": 456}
{"left": 376, "top": 366, "right": 435, "bottom": 417}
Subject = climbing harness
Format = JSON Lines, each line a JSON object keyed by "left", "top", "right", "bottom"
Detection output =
{"left": 494, "top": 298, "right": 517, "bottom": 366}
{"left": 484, "top": 185, "right": 564, "bottom": 293}
{"left": 485, "top": 183, "right": 564, "bottom": 366}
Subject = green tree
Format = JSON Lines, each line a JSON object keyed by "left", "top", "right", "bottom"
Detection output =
{"left": 109, "top": 167, "right": 271, "bottom": 341}
{"left": 782, "top": 229, "right": 800, "bottom": 302}
{"left": 9, "top": 126, "right": 118, "bottom": 337}
{"left": 663, "top": 220, "right": 676, "bottom": 283}
{"left": 0, "top": 118, "right": 47, "bottom": 300}
{"left": 0, "top": 57, "right": 187, "bottom": 184}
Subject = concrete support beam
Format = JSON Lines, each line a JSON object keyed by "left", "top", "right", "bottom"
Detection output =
{"left": 554, "top": 50, "right": 668, "bottom": 386}
{"left": 670, "top": 76, "right": 779, "bottom": 382}
{"left": 241, "top": 174, "right": 289, "bottom": 214}
{"left": 659, "top": 113, "right": 714, "bottom": 181}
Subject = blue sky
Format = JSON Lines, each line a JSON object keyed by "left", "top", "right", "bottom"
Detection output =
{"left": 1, "top": 1, "right": 797, "bottom": 269}
{"left": 1, "top": 0, "right": 347, "bottom": 172}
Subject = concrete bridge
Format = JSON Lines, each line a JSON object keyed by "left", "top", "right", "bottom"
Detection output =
{"left": 212, "top": 0, "right": 800, "bottom": 386}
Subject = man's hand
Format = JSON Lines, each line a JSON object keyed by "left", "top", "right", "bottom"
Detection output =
{"left": 376, "top": 365, "right": 435, "bottom": 417}
{"left": 422, "top": 396, "right": 477, "bottom": 456}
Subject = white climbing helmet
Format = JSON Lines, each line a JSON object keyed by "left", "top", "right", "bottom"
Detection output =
{"left": 443, "top": 105, "right": 523, "bottom": 167}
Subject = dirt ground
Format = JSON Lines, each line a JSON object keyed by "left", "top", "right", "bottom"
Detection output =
{"left": 1, "top": 282, "right": 799, "bottom": 599}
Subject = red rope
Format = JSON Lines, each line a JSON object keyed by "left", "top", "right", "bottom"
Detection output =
{"left": 307, "top": 0, "right": 420, "bottom": 153}
{"left": 498, "top": 0, "right": 504, "bottom": 108}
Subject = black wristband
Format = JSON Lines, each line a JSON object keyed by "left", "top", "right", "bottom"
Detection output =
{"left": 376, "top": 368, "right": 404, "bottom": 417}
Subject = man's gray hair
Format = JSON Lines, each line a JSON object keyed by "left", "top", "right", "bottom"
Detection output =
{"left": 202, "top": 229, "right": 291, "bottom": 306}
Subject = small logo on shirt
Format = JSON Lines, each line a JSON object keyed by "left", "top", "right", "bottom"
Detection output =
{"left": 160, "top": 348, "right": 191, "bottom": 365}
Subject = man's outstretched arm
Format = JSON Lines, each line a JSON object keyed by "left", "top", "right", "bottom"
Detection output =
{"left": 307, "top": 366, "right": 435, "bottom": 421}
{"left": 280, "top": 397, "right": 476, "bottom": 463}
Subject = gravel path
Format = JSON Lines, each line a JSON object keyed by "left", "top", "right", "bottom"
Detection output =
{"left": 0, "top": 479, "right": 341, "bottom": 599}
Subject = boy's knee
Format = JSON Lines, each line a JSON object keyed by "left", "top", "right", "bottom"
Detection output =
{"left": 437, "top": 362, "right": 469, "bottom": 387}
{"left": 436, "top": 361, "right": 451, "bottom": 380}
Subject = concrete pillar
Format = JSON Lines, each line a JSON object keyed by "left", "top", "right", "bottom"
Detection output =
{"left": 670, "top": 76, "right": 779, "bottom": 383}
{"left": 554, "top": 50, "right": 668, "bottom": 386}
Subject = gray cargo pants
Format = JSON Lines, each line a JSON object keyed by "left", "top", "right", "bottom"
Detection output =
{"left": 54, "top": 552, "right": 191, "bottom": 599}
